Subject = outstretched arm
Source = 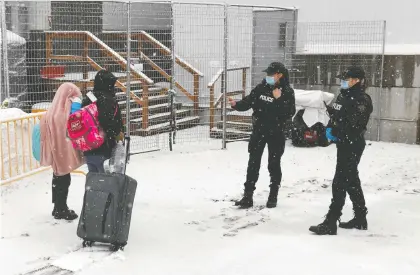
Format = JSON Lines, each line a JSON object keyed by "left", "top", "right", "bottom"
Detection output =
{"left": 231, "top": 87, "right": 259, "bottom": 111}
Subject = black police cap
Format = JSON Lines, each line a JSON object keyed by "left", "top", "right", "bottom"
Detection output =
{"left": 263, "top": 62, "right": 288, "bottom": 75}
{"left": 336, "top": 66, "right": 365, "bottom": 80}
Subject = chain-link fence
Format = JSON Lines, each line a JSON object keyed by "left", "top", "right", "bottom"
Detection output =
{"left": 1, "top": 1, "right": 388, "bottom": 157}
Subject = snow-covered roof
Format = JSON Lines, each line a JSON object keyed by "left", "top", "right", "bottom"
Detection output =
{"left": 296, "top": 43, "right": 420, "bottom": 56}
{"left": 382, "top": 44, "right": 420, "bottom": 55}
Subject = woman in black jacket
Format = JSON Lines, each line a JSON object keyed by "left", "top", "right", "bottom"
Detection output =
{"left": 309, "top": 66, "right": 373, "bottom": 235}
{"left": 82, "top": 70, "right": 124, "bottom": 173}
{"left": 229, "top": 62, "right": 296, "bottom": 209}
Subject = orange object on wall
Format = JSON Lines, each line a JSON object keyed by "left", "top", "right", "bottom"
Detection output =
{"left": 40, "top": 66, "right": 65, "bottom": 79}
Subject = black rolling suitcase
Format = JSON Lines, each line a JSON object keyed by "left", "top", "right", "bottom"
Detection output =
{"left": 77, "top": 137, "right": 136, "bottom": 251}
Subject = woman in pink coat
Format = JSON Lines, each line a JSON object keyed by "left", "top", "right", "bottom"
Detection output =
{"left": 40, "top": 83, "right": 84, "bottom": 220}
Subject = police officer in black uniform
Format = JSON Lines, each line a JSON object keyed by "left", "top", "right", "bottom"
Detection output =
{"left": 229, "top": 62, "right": 296, "bottom": 209}
{"left": 309, "top": 66, "right": 373, "bottom": 235}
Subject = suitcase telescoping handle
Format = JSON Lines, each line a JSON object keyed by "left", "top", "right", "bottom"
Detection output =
{"left": 123, "top": 136, "right": 130, "bottom": 175}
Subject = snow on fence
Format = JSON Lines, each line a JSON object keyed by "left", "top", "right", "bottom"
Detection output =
{"left": 0, "top": 109, "right": 46, "bottom": 185}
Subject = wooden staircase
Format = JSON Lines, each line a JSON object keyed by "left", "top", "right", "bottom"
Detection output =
{"left": 115, "top": 83, "right": 200, "bottom": 136}
{"left": 43, "top": 30, "right": 203, "bottom": 137}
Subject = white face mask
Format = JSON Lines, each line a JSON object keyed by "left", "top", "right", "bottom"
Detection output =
{"left": 71, "top": 97, "right": 82, "bottom": 104}
{"left": 265, "top": 76, "right": 276, "bottom": 85}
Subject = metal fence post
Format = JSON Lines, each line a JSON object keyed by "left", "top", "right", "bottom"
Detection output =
{"left": 169, "top": 0, "right": 177, "bottom": 151}
{"left": 126, "top": 1, "right": 132, "bottom": 158}
{"left": 0, "top": 2, "right": 2, "bottom": 104}
{"left": 222, "top": 3, "right": 228, "bottom": 149}
{"left": 377, "top": 20, "right": 386, "bottom": 142}
{"left": 0, "top": 0, "right": 10, "bottom": 100}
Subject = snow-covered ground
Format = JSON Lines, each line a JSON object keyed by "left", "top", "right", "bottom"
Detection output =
{"left": 1, "top": 139, "right": 420, "bottom": 275}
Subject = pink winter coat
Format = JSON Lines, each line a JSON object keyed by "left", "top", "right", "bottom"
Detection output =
{"left": 40, "top": 83, "right": 84, "bottom": 176}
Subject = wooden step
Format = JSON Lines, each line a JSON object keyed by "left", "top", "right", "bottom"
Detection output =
{"left": 131, "top": 109, "right": 192, "bottom": 126}
{"left": 121, "top": 102, "right": 182, "bottom": 116}
{"left": 210, "top": 127, "right": 251, "bottom": 140}
{"left": 115, "top": 87, "right": 164, "bottom": 99}
{"left": 118, "top": 94, "right": 168, "bottom": 108}
{"left": 227, "top": 90, "right": 245, "bottom": 97}
{"left": 225, "top": 109, "right": 252, "bottom": 123}
{"left": 120, "top": 80, "right": 144, "bottom": 90}
{"left": 122, "top": 80, "right": 143, "bottom": 86}
{"left": 213, "top": 91, "right": 245, "bottom": 108}
{"left": 117, "top": 52, "right": 139, "bottom": 57}
{"left": 226, "top": 114, "right": 252, "bottom": 123}
{"left": 134, "top": 116, "right": 201, "bottom": 136}
{"left": 216, "top": 121, "right": 252, "bottom": 132}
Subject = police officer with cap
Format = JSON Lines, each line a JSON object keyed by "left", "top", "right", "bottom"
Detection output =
{"left": 309, "top": 66, "right": 373, "bottom": 235}
{"left": 229, "top": 62, "right": 296, "bottom": 209}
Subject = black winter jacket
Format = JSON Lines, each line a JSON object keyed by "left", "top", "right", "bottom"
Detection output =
{"left": 327, "top": 83, "right": 373, "bottom": 143}
{"left": 82, "top": 70, "right": 124, "bottom": 158}
{"left": 233, "top": 79, "right": 296, "bottom": 132}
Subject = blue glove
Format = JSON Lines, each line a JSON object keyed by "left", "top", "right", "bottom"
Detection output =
{"left": 326, "top": 128, "right": 338, "bottom": 142}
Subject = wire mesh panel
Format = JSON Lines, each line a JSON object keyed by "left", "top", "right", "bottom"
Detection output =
{"left": 294, "top": 21, "right": 386, "bottom": 141}
{"left": 170, "top": 2, "right": 224, "bottom": 148}
{"left": 221, "top": 6, "right": 298, "bottom": 143}
{"left": 0, "top": 0, "right": 6, "bottom": 103}
{"left": 222, "top": 15, "right": 385, "bottom": 145}
{"left": 2, "top": 1, "right": 127, "bottom": 109}
{"left": 1, "top": 1, "right": 386, "bottom": 156}
{"left": 0, "top": 1, "right": 162, "bottom": 153}
{"left": 117, "top": 1, "right": 172, "bottom": 153}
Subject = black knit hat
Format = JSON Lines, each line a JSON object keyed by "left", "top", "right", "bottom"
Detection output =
{"left": 93, "top": 69, "right": 118, "bottom": 94}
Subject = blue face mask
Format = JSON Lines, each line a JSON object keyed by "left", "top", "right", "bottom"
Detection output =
{"left": 265, "top": 76, "right": 276, "bottom": 86}
{"left": 340, "top": 80, "right": 349, "bottom": 89}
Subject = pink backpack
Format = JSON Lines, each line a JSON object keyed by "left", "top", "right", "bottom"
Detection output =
{"left": 67, "top": 102, "right": 110, "bottom": 152}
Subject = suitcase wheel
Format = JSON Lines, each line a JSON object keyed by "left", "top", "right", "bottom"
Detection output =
{"left": 110, "top": 242, "right": 126, "bottom": 252}
{"left": 82, "top": 240, "right": 94, "bottom": 248}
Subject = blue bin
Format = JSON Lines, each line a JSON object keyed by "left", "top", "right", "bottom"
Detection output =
{"left": 32, "top": 123, "right": 41, "bottom": 162}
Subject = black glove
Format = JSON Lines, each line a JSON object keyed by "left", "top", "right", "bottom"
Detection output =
{"left": 324, "top": 101, "right": 334, "bottom": 116}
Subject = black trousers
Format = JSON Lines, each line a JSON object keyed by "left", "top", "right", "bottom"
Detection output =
{"left": 244, "top": 129, "right": 286, "bottom": 193}
{"left": 328, "top": 139, "right": 367, "bottom": 220}
{"left": 52, "top": 174, "right": 71, "bottom": 209}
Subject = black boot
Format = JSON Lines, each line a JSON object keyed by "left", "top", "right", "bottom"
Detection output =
{"left": 309, "top": 213, "right": 338, "bottom": 235}
{"left": 52, "top": 205, "right": 57, "bottom": 216}
{"left": 52, "top": 174, "right": 78, "bottom": 221}
{"left": 53, "top": 206, "right": 78, "bottom": 221}
{"left": 266, "top": 185, "right": 279, "bottom": 208}
{"left": 339, "top": 209, "right": 368, "bottom": 230}
{"left": 234, "top": 192, "right": 254, "bottom": 209}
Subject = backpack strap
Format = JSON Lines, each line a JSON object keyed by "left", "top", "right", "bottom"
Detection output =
{"left": 113, "top": 104, "right": 118, "bottom": 117}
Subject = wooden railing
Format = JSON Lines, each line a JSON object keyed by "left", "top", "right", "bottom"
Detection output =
{"left": 207, "top": 67, "right": 250, "bottom": 129}
{"left": 102, "top": 31, "right": 204, "bottom": 115}
{"left": 45, "top": 31, "right": 154, "bottom": 130}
